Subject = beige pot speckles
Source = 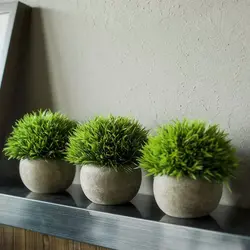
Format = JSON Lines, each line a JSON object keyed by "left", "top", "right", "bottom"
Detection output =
{"left": 80, "top": 164, "right": 141, "bottom": 205}
{"left": 20, "top": 159, "right": 76, "bottom": 193}
{"left": 154, "top": 175, "right": 223, "bottom": 218}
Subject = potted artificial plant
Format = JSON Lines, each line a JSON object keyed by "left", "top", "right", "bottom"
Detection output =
{"left": 3, "top": 110, "right": 77, "bottom": 194}
{"left": 140, "top": 119, "right": 238, "bottom": 218}
{"left": 66, "top": 115, "right": 148, "bottom": 205}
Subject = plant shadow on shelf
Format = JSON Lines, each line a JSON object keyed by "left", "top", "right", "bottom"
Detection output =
{"left": 87, "top": 202, "right": 142, "bottom": 218}
{"left": 221, "top": 149, "right": 250, "bottom": 208}
{"left": 139, "top": 169, "right": 154, "bottom": 196}
{"left": 68, "top": 185, "right": 161, "bottom": 219}
{"left": 211, "top": 204, "right": 250, "bottom": 237}
{"left": 26, "top": 191, "right": 77, "bottom": 207}
{"left": 160, "top": 214, "right": 222, "bottom": 232}
{"left": 0, "top": 8, "right": 53, "bottom": 185}
{"left": 68, "top": 184, "right": 142, "bottom": 218}
{"left": 216, "top": 149, "right": 250, "bottom": 241}
{"left": 131, "top": 192, "right": 165, "bottom": 221}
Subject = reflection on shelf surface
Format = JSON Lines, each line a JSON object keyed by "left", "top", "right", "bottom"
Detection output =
{"left": 1, "top": 184, "right": 250, "bottom": 237}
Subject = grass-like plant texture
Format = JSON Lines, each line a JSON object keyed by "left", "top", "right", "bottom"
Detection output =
{"left": 140, "top": 119, "right": 238, "bottom": 183}
{"left": 66, "top": 115, "right": 148, "bottom": 171}
{"left": 3, "top": 110, "right": 77, "bottom": 160}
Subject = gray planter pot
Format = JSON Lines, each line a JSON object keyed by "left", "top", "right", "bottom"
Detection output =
{"left": 154, "top": 175, "right": 223, "bottom": 218}
{"left": 80, "top": 164, "right": 142, "bottom": 205}
{"left": 20, "top": 159, "right": 76, "bottom": 194}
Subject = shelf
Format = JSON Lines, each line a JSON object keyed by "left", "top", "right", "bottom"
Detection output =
{"left": 0, "top": 184, "right": 250, "bottom": 250}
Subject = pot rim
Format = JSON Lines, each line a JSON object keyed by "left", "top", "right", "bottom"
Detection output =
{"left": 154, "top": 174, "right": 223, "bottom": 185}
{"left": 81, "top": 163, "right": 140, "bottom": 172}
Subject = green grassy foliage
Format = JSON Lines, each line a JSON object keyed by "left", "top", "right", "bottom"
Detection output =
{"left": 66, "top": 115, "right": 148, "bottom": 170}
{"left": 140, "top": 119, "right": 238, "bottom": 182}
{"left": 3, "top": 110, "right": 77, "bottom": 160}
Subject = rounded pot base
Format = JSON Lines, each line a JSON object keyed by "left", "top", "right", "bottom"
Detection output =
{"left": 80, "top": 165, "right": 141, "bottom": 205}
{"left": 154, "top": 176, "right": 223, "bottom": 218}
{"left": 20, "top": 159, "right": 76, "bottom": 194}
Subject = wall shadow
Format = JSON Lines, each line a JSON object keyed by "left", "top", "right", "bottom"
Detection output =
{"left": 220, "top": 149, "right": 250, "bottom": 208}
{"left": 23, "top": 7, "right": 54, "bottom": 112}
{"left": 0, "top": 7, "right": 53, "bottom": 185}
{"left": 139, "top": 169, "right": 153, "bottom": 195}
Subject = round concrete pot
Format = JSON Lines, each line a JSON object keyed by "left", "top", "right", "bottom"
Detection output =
{"left": 153, "top": 175, "right": 223, "bottom": 218}
{"left": 80, "top": 164, "right": 142, "bottom": 205}
{"left": 20, "top": 159, "right": 76, "bottom": 194}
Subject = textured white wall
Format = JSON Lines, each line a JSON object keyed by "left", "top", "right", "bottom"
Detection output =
{"left": 0, "top": 13, "right": 9, "bottom": 57}
{"left": 5, "top": 0, "right": 250, "bottom": 207}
